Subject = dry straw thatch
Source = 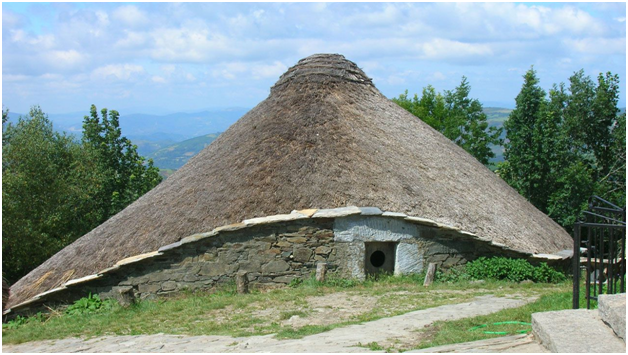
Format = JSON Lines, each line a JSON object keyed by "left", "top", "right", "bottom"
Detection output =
{"left": 8, "top": 54, "right": 572, "bottom": 308}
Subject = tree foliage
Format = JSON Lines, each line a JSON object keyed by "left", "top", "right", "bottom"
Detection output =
{"left": 82, "top": 105, "right": 162, "bottom": 219}
{"left": 500, "top": 68, "right": 624, "bottom": 229}
{"left": 2, "top": 105, "right": 162, "bottom": 283}
{"left": 393, "top": 77, "right": 502, "bottom": 166}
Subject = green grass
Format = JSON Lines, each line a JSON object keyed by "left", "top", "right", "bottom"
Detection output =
{"left": 414, "top": 281, "right": 593, "bottom": 350}
{"left": 2, "top": 274, "right": 572, "bottom": 346}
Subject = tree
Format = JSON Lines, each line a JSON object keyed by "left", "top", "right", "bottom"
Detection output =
{"left": 393, "top": 77, "right": 502, "bottom": 166}
{"left": 501, "top": 68, "right": 624, "bottom": 230}
{"left": 2, "top": 106, "right": 98, "bottom": 282}
{"left": 501, "top": 67, "right": 547, "bottom": 203}
{"left": 443, "top": 77, "right": 502, "bottom": 165}
{"left": 2, "top": 105, "right": 162, "bottom": 283}
{"left": 82, "top": 105, "right": 162, "bottom": 220}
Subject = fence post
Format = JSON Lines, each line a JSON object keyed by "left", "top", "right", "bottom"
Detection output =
{"left": 573, "top": 223, "right": 581, "bottom": 309}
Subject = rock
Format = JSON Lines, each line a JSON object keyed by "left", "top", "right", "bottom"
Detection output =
{"left": 293, "top": 248, "right": 312, "bottom": 262}
{"left": 113, "top": 286, "right": 136, "bottom": 307}
{"left": 312, "top": 206, "right": 361, "bottom": 218}
{"left": 359, "top": 207, "right": 383, "bottom": 216}
{"left": 598, "top": 293, "right": 626, "bottom": 341}
{"left": 243, "top": 212, "right": 309, "bottom": 226}
{"left": 162, "top": 281, "right": 177, "bottom": 291}
{"left": 315, "top": 246, "right": 332, "bottom": 255}
{"left": 287, "top": 236, "right": 307, "bottom": 244}
{"left": 262, "top": 260, "right": 290, "bottom": 273}
{"left": 382, "top": 211, "right": 407, "bottom": 218}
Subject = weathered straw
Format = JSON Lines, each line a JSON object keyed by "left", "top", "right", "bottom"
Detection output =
{"left": 8, "top": 54, "right": 572, "bottom": 308}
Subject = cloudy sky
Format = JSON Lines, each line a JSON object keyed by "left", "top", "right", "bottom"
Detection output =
{"left": 2, "top": 2, "right": 626, "bottom": 115}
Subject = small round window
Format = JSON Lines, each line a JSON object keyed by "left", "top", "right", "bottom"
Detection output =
{"left": 370, "top": 250, "right": 386, "bottom": 268}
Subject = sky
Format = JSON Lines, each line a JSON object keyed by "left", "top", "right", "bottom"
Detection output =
{"left": 2, "top": 1, "right": 626, "bottom": 116}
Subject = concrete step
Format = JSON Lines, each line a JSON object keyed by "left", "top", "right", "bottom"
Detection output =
{"left": 598, "top": 293, "right": 626, "bottom": 342}
{"left": 532, "top": 309, "right": 625, "bottom": 353}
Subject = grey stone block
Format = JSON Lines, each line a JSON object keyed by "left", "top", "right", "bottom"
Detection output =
{"left": 532, "top": 309, "right": 625, "bottom": 353}
{"left": 262, "top": 260, "right": 290, "bottom": 273}
{"left": 293, "top": 248, "right": 313, "bottom": 262}
{"left": 359, "top": 207, "right": 383, "bottom": 216}
{"left": 599, "top": 293, "right": 626, "bottom": 341}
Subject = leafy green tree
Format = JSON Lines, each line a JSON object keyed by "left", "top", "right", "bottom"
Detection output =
{"left": 502, "top": 68, "right": 623, "bottom": 229}
{"left": 2, "top": 105, "right": 162, "bottom": 283}
{"left": 82, "top": 105, "right": 162, "bottom": 219}
{"left": 2, "top": 107, "right": 100, "bottom": 282}
{"left": 501, "top": 67, "right": 547, "bottom": 203}
{"left": 443, "top": 77, "right": 502, "bottom": 165}
{"left": 394, "top": 77, "right": 502, "bottom": 166}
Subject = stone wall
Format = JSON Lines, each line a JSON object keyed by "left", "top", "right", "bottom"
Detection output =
{"left": 97, "top": 219, "right": 339, "bottom": 300}
{"left": 6, "top": 208, "right": 571, "bottom": 318}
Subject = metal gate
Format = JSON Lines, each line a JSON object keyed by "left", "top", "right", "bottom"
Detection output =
{"left": 572, "top": 196, "right": 626, "bottom": 309}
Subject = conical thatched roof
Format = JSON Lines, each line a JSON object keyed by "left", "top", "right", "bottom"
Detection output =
{"left": 9, "top": 54, "right": 572, "bottom": 307}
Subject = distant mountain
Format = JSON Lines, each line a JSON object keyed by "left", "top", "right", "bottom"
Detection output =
{"left": 4, "top": 108, "right": 248, "bottom": 142}
{"left": 147, "top": 132, "right": 222, "bottom": 170}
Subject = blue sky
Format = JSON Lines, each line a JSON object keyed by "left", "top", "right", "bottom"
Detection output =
{"left": 2, "top": 2, "right": 626, "bottom": 115}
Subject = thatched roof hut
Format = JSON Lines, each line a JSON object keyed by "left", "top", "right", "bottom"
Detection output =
{"left": 8, "top": 54, "right": 572, "bottom": 308}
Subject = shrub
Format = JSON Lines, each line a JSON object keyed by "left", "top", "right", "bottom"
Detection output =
{"left": 466, "top": 257, "right": 535, "bottom": 282}
{"left": 533, "top": 262, "right": 566, "bottom": 283}
{"left": 65, "top": 293, "right": 116, "bottom": 316}
{"left": 435, "top": 257, "right": 566, "bottom": 284}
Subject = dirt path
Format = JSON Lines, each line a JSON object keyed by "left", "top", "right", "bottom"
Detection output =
{"left": 3, "top": 295, "right": 546, "bottom": 353}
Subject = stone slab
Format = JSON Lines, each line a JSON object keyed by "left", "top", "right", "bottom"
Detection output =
{"left": 358, "top": 207, "right": 383, "bottom": 216}
{"left": 243, "top": 212, "right": 308, "bottom": 226}
{"left": 598, "top": 293, "right": 626, "bottom": 341}
{"left": 435, "top": 222, "right": 460, "bottom": 232}
{"left": 530, "top": 253, "right": 564, "bottom": 260}
{"left": 532, "top": 309, "right": 626, "bottom": 353}
{"left": 180, "top": 231, "right": 218, "bottom": 245}
{"left": 98, "top": 265, "right": 120, "bottom": 275}
{"left": 404, "top": 216, "right": 438, "bottom": 227}
{"left": 212, "top": 223, "right": 247, "bottom": 233}
{"left": 334, "top": 215, "right": 418, "bottom": 243}
{"left": 35, "top": 286, "right": 67, "bottom": 298}
{"left": 410, "top": 333, "right": 548, "bottom": 353}
{"left": 116, "top": 251, "right": 163, "bottom": 267}
{"left": 158, "top": 241, "right": 183, "bottom": 252}
{"left": 293, "top": 208, "right": 318, "bottom": 217}
{"left": 312, "top": 206, "right": 361, "bottom": 218}
{"left": 394, "top": 243, "right": 423, "bottom": 275}
{"left": 64, "top": 274, "right": 103, "bottom": 287}
{"left": 382, "top": 211, "right": 407, "bottom": 218}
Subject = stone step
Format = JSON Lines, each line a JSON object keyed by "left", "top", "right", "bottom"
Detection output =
{"left": 598, "top": 293, "right": 626, "bottom": 342}
{"left": 532, "top": 309, "right": 626, "bottom": 353}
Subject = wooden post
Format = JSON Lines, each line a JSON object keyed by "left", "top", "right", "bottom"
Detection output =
{"left": 236, "top": 272, "right": 249, "bottom": 294}
{"left": 316, "top": 263, "right": 327, "bottom": 283}
{"left": 423, "top": 263, "right": 437, "bottom": 287}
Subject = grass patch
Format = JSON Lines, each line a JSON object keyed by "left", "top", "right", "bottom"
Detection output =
{"left": 3, "top": 273, "right": 571, "bottom": 346}
{"left": 414, "top": 281, "right": 589, "bottom": 350}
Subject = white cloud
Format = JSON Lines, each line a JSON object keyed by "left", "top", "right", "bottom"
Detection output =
{"left": 420, "top": 39, "right": 493, "bottom": 61}
{"left": 152, "top": 76, "right": 166, "bottom": 83}
{"left": 565, "top": 37, "right": 626, "bottom": 55}
{"left": 251, "top": 61, "right": 288, "bottom": 79}
{"left": 113, "top": 5, "right": 149, "bottom": 28}
{"left": 92, "top": 64, "right": 145, "bottom": 81}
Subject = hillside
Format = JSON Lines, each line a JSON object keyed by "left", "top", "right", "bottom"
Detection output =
{"left": 147, "top": 132, "right": 222, "bottom": 170}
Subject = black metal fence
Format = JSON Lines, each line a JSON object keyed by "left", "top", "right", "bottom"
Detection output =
{"left": 572, "top": 196, "right": 626, "bottom": 309}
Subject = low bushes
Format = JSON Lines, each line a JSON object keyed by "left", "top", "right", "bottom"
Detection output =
{"left": 437, "top": 257, "right": 566, "bottom": 283}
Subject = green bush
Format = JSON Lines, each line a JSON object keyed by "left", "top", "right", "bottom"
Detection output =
{"left": 437, "top": 257, "right": 566, "bottom": 284}
{"left": 65, "top": 293, "right": 116, "bottom": 316}
{"left": 467, "top": 257, "right": 535, "bottom": 282}
{"left": 533, "top": 262, "right": 567, "bottom": 283}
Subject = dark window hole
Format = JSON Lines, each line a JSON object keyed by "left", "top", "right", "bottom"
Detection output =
{"left": 370, "top": 250, "right": 386, "bottom": 268}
